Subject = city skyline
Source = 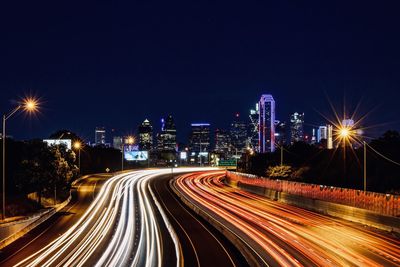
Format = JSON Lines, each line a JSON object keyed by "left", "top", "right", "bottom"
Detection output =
{"left": 1, "top": 2, "right": 399, "bottom": 141}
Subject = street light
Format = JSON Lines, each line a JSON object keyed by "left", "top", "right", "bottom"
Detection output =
{"left": 336, "top": 125, "right": 367, "bottom": 191}
{"left": 73, "top": 141, "right": 82, "bottom": 173}
{"left": 2, "top": 97, "right": 39, "bottom": 220}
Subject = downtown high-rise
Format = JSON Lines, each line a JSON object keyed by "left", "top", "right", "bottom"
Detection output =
{"left": 290, "top": 112, "right": 304, "bottom": 144}
{"left": 157, "top": 115, "right": 177, "bottom": 151}
{"left": 259, "top": 94, "right": 275, "bottom": 153}
{"left": 138, "top": 119, "right": 153, "bottom": 151}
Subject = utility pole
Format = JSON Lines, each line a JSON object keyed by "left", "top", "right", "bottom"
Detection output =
{"left": 363, "top": 141, "right": 367, "bottom": 191}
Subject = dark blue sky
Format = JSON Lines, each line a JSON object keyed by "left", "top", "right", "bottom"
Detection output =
{"left": 1, "top": 1, "right": 399, "bottom": 143}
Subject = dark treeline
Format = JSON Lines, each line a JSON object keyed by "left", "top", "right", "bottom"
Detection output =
{"left": 241, "top": 131, "right": 400, "bottom": 194}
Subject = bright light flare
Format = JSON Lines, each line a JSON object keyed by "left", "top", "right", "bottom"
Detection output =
{"left": 73, "top": 141, "right": 81, "bottom": 150}
{"left": 22, "top": 97, "right": 39, "bottom": 112}
{"left": 126, "top": 136, "right": 135, "bottom": 145}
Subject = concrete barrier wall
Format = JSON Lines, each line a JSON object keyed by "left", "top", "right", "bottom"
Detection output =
{"left": 0, "top": 195, "right": 71, "bottom": 249}
{"left": 227, "top": 171, "right": 400, "bottom": 217}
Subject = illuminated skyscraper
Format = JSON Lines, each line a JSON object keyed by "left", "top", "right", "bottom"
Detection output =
{"left": 215, "top": 129, "right": 231, "bottom": 156}
{"left": 189, "top": 123, "right": 211, "bottom": 152}
{"left": 138, "top": 119, "right": 153, "bottom": 150}
{"left": 157, "top": 115, "right": 177, "bottom": 151}
{"left": 259, "top": 94, "right": 275, "bottom": 153}
{"left": 95, "top": 127, "right": 106, "bottom": 145}
{"left": 249, "top": 103, "right": 259, "bottom": 151}
{"left": 230, "top": 113, "right": 248, "bottom": 153}
{"left": 317, "top": 126, "right": 327, "bottom": 143}
{"left": 327, "top": 124, "right": 333, "bottom": 149}
{"left": 290, "top": 112, "right": 304, "bottom": 144}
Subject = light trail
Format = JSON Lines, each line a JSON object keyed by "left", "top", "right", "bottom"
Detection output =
{"left": 14, "top": 168, "right": 214, "bottom": 267}
{"left": 174, "top": 171, "right": 400, "bottom": 267}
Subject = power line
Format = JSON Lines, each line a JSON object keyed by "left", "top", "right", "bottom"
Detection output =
{"left": 366, "top": 143, "right": 400, "bottom": 167}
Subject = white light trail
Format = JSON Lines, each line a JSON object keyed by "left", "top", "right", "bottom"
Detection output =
{"left": 15, "top": 168, "right": 216, "bottom": 267}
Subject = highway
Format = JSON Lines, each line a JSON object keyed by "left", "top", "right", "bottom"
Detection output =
{"left": 0, "top": 174, "right": 109, "bottom": 266}
{"left": 2, "top": 168, "right": 245, "bottom": 267}
{"left": 174, "top": 171, "right": 400, "bottom": 267}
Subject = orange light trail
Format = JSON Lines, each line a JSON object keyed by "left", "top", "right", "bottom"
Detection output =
{"left": 174, "top": 171, "right": 400, "bottom": 266}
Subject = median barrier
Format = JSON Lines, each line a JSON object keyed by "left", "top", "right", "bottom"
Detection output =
{"left": 170, "top": 179, "right": 267, "bottom": 267}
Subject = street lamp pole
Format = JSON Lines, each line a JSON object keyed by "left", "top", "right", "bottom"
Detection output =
{"left": 363, "top": 141, "right": 367, "bottom": 192}
{"left": 2, "top": 105, "right": 23, "bottom": 220}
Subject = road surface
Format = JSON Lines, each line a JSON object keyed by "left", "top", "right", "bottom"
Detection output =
{"left": 0, "top": 174, "right": 109, "bottom": 266}
{"left": 174, "top": 170, "right": 400, "bottom": 267}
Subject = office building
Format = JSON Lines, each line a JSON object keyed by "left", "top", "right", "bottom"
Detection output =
{"left": 290, "top": 112, "right": 304, "bottom": 144}
{"left": 259, "top": 94, "right": 275, "bottom": 153}
{"left": 230, "top": 113, "right": 248, "bottom": 153}
{"left": 214, "top": 129, "right": 231, "bottom": 156}
{"left": 317, "top": 126, "right": 328, "bottom": 143}
{"left": 113, "top": 136, "right": 123, "bottom": 150}
{"left": 95, "top": 127, "right": 106, "bottom": 145}
{"left": 189, "top": 123, "right": 211, "bottom": 152}
{"left": 138, "top": 119, "right": 153, "bottom": 151}
{"left": 249, "top": 104, "right": 259, "bottom": 151}
{"left": 157, "top": 115, "right": 177, "bottom": 151}
{"left": 327, "top": 124, "right": 333, "bottom": 149}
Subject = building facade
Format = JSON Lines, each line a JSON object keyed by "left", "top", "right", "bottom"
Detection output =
{"left": 290, "top": 112, "right": 304, "bottom": 144}
{"left": 189, "top": 123, "right": 211, "bottom": 152}
{"left": 259, "top": 94, "right": 275, "bottom": 153}
{"left": 230, "top": 113, "right": 248, "bottom": 153}
{"left": 95, "top": 127, "right": 106, "bottom": 145}
{"left": 157, "top": 115, "right": 177, "bottom": 151}
{"left": 249, "top": 103, "right": 259, "bottom": 152}
{"left": 138, "top": 119, "right": 153, "bottom": 151}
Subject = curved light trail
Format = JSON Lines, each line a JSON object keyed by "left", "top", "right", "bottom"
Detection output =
{"left": 14, "top": 168, "right": 213, "bottom": 267}
{"left": 174, "top": 171, "right": 400, "bottom": 267}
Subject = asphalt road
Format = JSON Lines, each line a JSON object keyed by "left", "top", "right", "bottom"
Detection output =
{"left": 174, "top": 171, "right": 400, "bottom": 267}
{"left": 150, "top": 173, "right": 248, "bottom": 267}
{"left": 0, "top": 174, "right": 109, "bottom": 266}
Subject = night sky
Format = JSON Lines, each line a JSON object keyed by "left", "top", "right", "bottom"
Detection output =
{"left": 1, "top": 1, "right": 400, "bottom": 143}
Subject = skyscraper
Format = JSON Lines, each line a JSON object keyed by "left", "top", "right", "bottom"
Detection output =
{"left": 214, "top": 129, "right": 231, "bottom": 157}
{"left": 290, "top": 112, "right": 304, "bottom": 144}
{"left": 249, "top": 103, "right": 259, "bottom": 151}
{"left": 317, "top": 126, "right": 328, "bottom": 143}
{"left": 157, "top": 115, "right": 177, "bottom": 151}
{"left": 189, "top": 123, "right": 211, "bottom": 152}
{"left": 138, "top": 119, "right": 153, "bottom": 151}
{"left": 230, "top": 113, "right": 248, "bottom": 153}
{"left": 95, "top": 127, "right": 106, "bottom": 145}
{"left": 327, "top": 124, "right": 333, "bottom": 149}
{"left": 259, "top": 94, "right": 275, "bottom": 153}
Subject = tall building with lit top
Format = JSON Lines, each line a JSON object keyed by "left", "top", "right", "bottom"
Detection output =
{"left": 95, "top": 127, "right": 106, "bottom": 145}
{"left": 157, "top": 115, "right": 177, "bottom": 151}
{"left": 290, "top": 112, "right": 304, "bottom": 144}
{"left": 230, "top": 113, "right": 248, "bottom": 153}
{"left": 259, "top": 94, "right": 275, "bottom": 153}
{"left": 189, "top": 123, "right": 211, "bottom": 152}
{"left": 138, "top": 119, "right": 153, "bottom": 151}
